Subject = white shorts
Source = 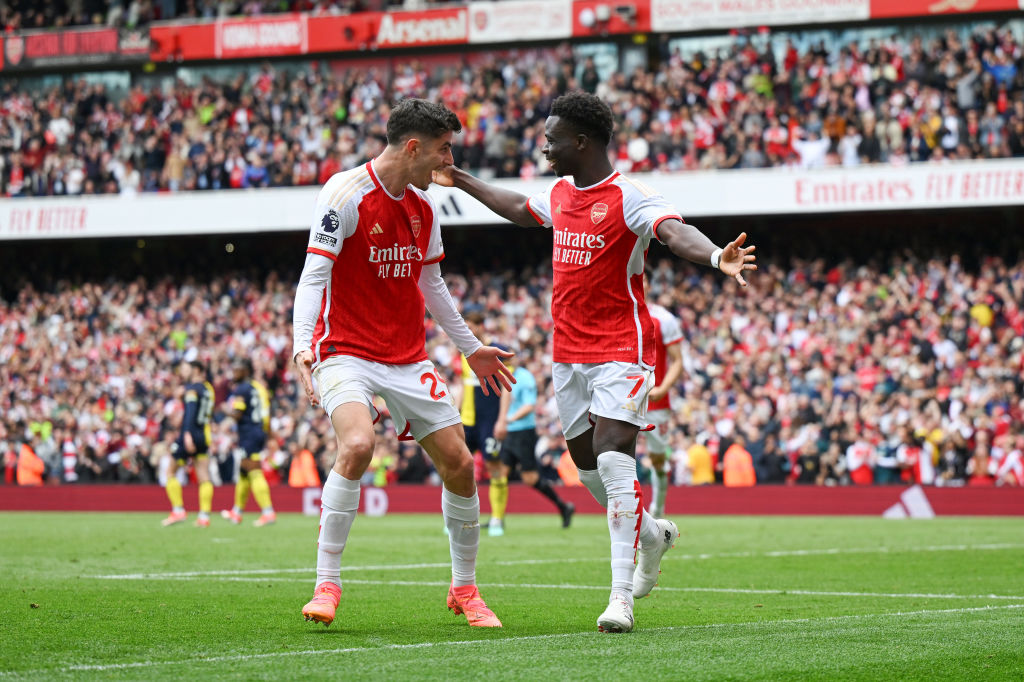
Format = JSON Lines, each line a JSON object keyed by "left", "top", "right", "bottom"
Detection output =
{"left": 553, "top": 361, "right": 654, "bottom": 440}
{"left": 313, "top": 355, "right": 461, "bottom": 442}
{"left": 644, "top": 408, "right": 672, "bottom": 455}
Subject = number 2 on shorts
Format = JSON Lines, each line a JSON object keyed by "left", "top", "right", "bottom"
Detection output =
{"left": 420, "top": 370, "right": 448, "bottom": 401}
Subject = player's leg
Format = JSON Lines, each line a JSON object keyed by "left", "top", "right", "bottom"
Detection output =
{"left": 645, "top": 414, "right": 671, "bottom": 518}
{"left": 509, "top": 429, "right": 574, "bottom": 528}
{"left": 302, "top": 400, "right": 376, "bottom": 626}
{"left": 162, "top": 454, "right": 187, "bottom": 526}
{"left": 387, "top": 359, "right": 499, "bottom": 627}
{"left": 587, "top": 363, "right": 678, "bottom": 629}
{"left": 419, "top": 424, "right": 500, "bottom": 627}
{"left": 221, "top": 448, "right": 250, "bottom": 524}
{"left": 246, "top": 453, "right": 276, "bottom": 527}
{"left": 554, "top": 362, "right": 608, "bottom": 507}
{"left": 484, "top": 441, "right": 508, "bottom": 536}
{"left": 194, "top": 455, "right": 213, "bottom": 527}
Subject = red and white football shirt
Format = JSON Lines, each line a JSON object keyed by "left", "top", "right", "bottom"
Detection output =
{"left": 526, "top": 172, "right": 681, "bottom": 368}
{"left": 648, "top": 302, "right": 683, "bottom": 411}
{"left": 305, "top": 161, "right": 443, "bottom": 366}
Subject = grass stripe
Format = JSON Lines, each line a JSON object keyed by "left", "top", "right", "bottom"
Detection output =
{"left": 4, "top": 604, "right": 1020, "bottom": 678}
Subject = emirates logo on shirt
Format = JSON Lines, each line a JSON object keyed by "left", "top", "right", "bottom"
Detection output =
{"left": 591, "top": 203, "right": 608, "bottom": 224}
{"left": 410, "top": 215, "right": 422, "bottom": 238}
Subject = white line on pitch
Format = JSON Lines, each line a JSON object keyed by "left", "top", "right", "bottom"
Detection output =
{"left": 3, "top": 603, "right": 1021, "bottom": 678}
{"left": 88, "top": 541, "right": 1024, "bottom": 580}
{"left": 83, "top": 573, "right": 1024, "bottom": 601}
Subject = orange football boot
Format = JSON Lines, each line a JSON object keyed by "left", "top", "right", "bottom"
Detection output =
{"left": 447, "top": 584, "right": 502, "bottom": 627}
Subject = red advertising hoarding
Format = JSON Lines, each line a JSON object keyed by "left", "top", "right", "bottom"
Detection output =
{"left": 572, "top": 0, "right": 653, "bottom": 36}
{"left": 151, "top": 7, "right": 468, "bottom": 63}
{"left": 2, "top": 483, "right": 1022, "bottom": 516}
{"left": 869, "top": 0, "right": 1019, "bottom": 18}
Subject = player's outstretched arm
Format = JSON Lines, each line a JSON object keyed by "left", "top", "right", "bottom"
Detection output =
{"left": 467, "top": 346, "right": 516, "bottom": 397}
{"left": 658, "top": 220, "right": 757, "bottom": 287}
{"left": 433, "top": 166, "right": 539, "bottom": 227}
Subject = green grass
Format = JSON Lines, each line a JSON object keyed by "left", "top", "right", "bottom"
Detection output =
{"left": 1, "top": 512, "right": 1023, "bottom": 680}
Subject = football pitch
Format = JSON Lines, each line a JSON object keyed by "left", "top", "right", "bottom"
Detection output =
{"left": 1, "top": 512, "right": 1022, "bottom": 681}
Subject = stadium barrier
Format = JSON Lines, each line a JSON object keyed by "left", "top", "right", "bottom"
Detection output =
{"left": 4, "top": 159, "right": 1024, "bottom": 240}
{"left": 2, "top": 484, "right": 1021, "bottom": 516}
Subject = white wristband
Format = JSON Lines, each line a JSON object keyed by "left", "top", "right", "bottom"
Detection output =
{"left": 710, "top": 248, "right": 723, "bottom": 270}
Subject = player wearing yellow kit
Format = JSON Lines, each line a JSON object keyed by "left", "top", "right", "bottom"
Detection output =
{"left": 221, "top": 357, "right": 276, "bottom": 527}
{"left": 460, "top": 312, "right": 506, "bottom": 536}
{"left": 163, "top": 360, "right": 216, "bottom": 527}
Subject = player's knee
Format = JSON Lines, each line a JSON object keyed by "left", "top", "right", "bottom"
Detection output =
{"left": 440, "top": 453, "right": 475, "bottom": 486}
{"left": 522, "top": 470, "right": 539, "bottom": 486}
{"left": 337, "top": 432, "right": 374, "bottom": 462}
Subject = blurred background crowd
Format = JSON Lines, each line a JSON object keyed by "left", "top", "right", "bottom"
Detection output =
{"left": 4, "top": 247, "right": 1023, "bottom": 489}
{"left": 2, "top": 7, "right": 1023, "bottom": 492}
{"left": 2, "top": 18, "right": 1024, "bottom": 197}
{"left": 0, "top": 0, "right": 452, "bottom": 32}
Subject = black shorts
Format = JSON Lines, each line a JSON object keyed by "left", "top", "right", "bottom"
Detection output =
{"left": 238, "top": 432, "right": 267, "bottom": 457}
{"left": 173, "top": 432, "right": 209, "bottom": 463}
{"left": 464, "top": 422, "right": 501, "bottom": 461}
{"left": 500, "top": 429, "right": 539, "bottom": 472}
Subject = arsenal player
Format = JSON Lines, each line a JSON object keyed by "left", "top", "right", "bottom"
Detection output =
{"left": 292, "top": 99, "right": 513, "bottom": 629}
{"left": 435, "top": 91, "right": 756, "bottom": 633}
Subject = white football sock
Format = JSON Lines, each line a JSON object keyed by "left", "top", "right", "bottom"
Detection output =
{"left": 650, "top": 465, "right": 668, "bottom": 517}
{"left": 597, "top": 451, "right": 661, "bottom": 594}
{"left": 577, "top": 467, "right": 608, "bottom": 507}
{"left": 441, "top": 486, "right": 480, "bottom": 587}
{"left": 315, "top": 470, "right": 360, "bottom": 589}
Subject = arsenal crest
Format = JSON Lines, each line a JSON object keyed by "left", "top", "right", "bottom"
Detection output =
{"left": 5, "top": 34, "right": 24, "bottom": 66}
{"left": 591, "top": 203, "right": 608, "bottom": 225}
{"left": 410, "top": 215, "right": 422, "bottom": 237}
{"left": 472, "top": 8, "right": 488, "bottom": 30}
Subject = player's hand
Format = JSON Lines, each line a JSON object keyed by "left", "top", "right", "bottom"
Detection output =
{"left": 494, "top": 419, "right": 508, "bottom": 441}
{"left": 294, "top": 350, "right": 319, "bottom": 408}
{"left": 719, "top": 232, "right": 757, "bottom": 287}
{"left": 183, "top": 433, "right": 196, "bottom": 454}
{"left": 647, "top": 385, "right": 669, "bottom": 405}
{"left": 431, "top": 166, "right": 456, "bottom": 187}
{"left": 467, "top": 345, "right": 516, "bottom": 396}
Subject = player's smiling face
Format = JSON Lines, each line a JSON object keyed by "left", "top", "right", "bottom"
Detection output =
{"left": 411, "top": 131, "right": 454, "bottom": 190}
{"left": 542, "top": 116, "right": 581, "bottom": 177}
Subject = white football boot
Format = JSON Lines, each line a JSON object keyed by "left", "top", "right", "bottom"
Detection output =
{"left": 632, "top": 518, "right": 680, "bottom": 599}
{"left": 597, "top": 591, "right": 635, "bottom": 633}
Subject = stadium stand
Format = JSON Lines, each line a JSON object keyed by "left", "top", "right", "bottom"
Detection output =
{"left": 2, "top": 20, "right": 1023, "bottom": 196}
{"left": 2, "top": 245, "right": 1023, "bottom": 489}
{"left": 2, "top": 3, "right": 1023, "bottom": 494}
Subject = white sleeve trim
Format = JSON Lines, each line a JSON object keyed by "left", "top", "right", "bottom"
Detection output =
{"left": 418, "top": 262, "right": 482, "bottom": 357}
{"left": 292, "top": 252, "right": 332, "bottom": 360}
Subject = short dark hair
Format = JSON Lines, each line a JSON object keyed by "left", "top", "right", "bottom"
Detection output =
{"left": 386, "top": 99, "right": 462, "bottom": 145}
{"left": 550, "top": 91, "right": 614, "bottom": 146}
{"left": 188, "top": 359, "right": 205, "bottom": 374}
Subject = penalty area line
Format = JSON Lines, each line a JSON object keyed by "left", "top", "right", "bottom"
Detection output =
{"left": 3, "top": 603, "right": 1021, "bottom": 677}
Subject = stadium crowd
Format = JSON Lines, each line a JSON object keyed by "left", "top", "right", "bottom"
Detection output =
{"left": 2, "top": 21, "right": 1024, "bottom": 197}
{"left": 3, "top": 251, "right": 1023, "bottom": 489}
